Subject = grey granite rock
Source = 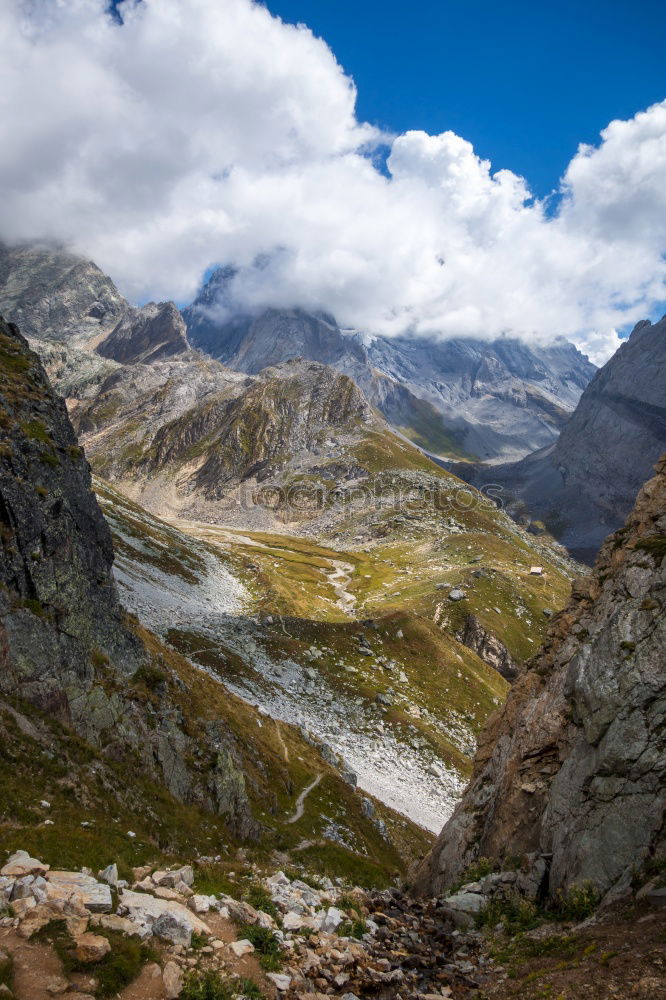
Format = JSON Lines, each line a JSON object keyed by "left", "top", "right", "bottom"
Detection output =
{"left": 416, "top": 456, "right": 666, "bottom": 904}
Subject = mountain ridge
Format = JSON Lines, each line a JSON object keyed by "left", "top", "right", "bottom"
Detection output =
{"left": 183, "top": 268, "right": 597, "bottom": 463}
{"left": 449, "top": 314, "right": 666, "bottom": 562}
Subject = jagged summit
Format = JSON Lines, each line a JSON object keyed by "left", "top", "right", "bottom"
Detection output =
{"left": 97, "top": 300, "right": 190, "bottom": 365}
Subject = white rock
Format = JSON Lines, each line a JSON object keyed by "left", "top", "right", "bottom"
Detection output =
{"left": 321, "top": 906, "right": 345, "bottom": 934}
{"left": 189, "top": 894, "right": 215, "bottom": 914}
{"left": 266, "top": 871, "right": 290, "bottom": 888}
{"left": 1, "top": 850, "right": 49, "bottom": 877}
{"left": 282, "top": 911, "right": 305, "bottom": 931}
{"left": 267, "top": 973, "right": 292, "bottom": 991}
{"left": 97, "top": 864, "right": 118, "bottom": 886}
{"left": 163, "top": 960, "right": 184, "bottom": 999}
{"left": 118, "top": 889, "right": 210, "bottom": 946}
{"left": 229, "top": 938, "right": 255, "bottom": 957}
{"left": 126, "top": 831, "right": 136, "bottom": 839}
{"left": 46, "top": 872, "right": 113, "bottom": 913}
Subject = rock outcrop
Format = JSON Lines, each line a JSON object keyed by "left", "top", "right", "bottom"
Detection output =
{"left": 455, "top": 613, "right": 517, "bottom": 682}
{"left": 0, "top": 315, "right": 142, "bottom": 723}
{"left": 71, "top": 355, "right": 389, "bottom": 523}
{"left": 416, "top": 455, "right": 666, "bottom": 903}
{"left": 0, "top": 315, "right": 257, "bottom": 837}
{"left": 453, "top": 316, "right": 666, "bottom": 562}
{"left": 0, "top": 242, "right": 126, "bottom": 346}
{"left": 97, "top": 301, "right": 190, "bottom": 364}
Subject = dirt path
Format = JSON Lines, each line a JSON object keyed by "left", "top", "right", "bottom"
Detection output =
{"left": 275, "top": 720, "right": 289, "bottom": 762}
{"left": 287, "top": 773, "right": 322, "bottom": 823}
{"left": 325, "top": 560, "right": 356, "bottom": 613}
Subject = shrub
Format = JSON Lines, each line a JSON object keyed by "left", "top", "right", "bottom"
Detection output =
{"left": 243, "top": 883, "right": 279, "bottom": 921}
{"left": 338, "top": 918, "right": 368, "bottom": 939}
{"left": 476, "top": 892, "right": 540, "bottom": 935}
{"left": 552, "top": 881, "right": 600, "bottom": 921}
{"left": 237, "top": 924, "right": 282, "bottom": 971}
{"left": 131, "top": 663, "right": 168, "bottom": 691}
{"left": 182, "top": 971, "right": 265, "bottom": 1000}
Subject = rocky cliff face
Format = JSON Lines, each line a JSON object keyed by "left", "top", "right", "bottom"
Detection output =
{"left": 184, "top": 270, "right": 596, "bottom": 463}
{"left": 453, "top": 316, "right": 666, "bottom": 562}
{"left": 0, "top": 242, "right": 189, "bottom": 368}
{"left": 97, "top": 301, "right": 190, "bottom": 364}
{"left": 0, "top": 316, "right": 141, "bottom": 720}
{"left": 0, "top": 315, "right": 258, "bottom": 837}
{"left": 0, "top": 243, "right": 127, "bottom": 346}
{"left": 416, "top": 455, "right": 666, "bottom": 903}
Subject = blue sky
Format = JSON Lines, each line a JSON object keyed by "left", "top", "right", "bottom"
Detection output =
{"left": 266, "top": 0, "right": 666, "bottom": 198}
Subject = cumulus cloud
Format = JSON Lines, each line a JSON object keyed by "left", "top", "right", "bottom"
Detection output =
{"left": 0, "top": 0, "right": 664, "bottom": 363}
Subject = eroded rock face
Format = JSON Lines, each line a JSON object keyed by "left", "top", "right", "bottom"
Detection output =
{"left": 0, "top": 317, "right": 257, "bottom": 839}
{"left": 416, "top": 456, "right": 666, "bottom": 903}
{"left": 0, "top": 315, "right": 142, "bottom": 727}
{"left": 97, "top": 301, "right": 190, "bottom": 364}
{"left": 454, "top": 316, "right": 666, "bottom": 563}
{"left": 0, "top": 243, "right": 126, "bottom": 346}
{"left": 455, "top": 613, "right": 517, "bottom": 681}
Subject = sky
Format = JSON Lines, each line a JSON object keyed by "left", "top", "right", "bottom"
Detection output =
{"left": 267, "top": 0, "right": 666, "bottom": 200}
{"left": 0, "top": 0, "right": 665, "bottom": 364}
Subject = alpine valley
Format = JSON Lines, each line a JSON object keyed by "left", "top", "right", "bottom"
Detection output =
{"left": 0, "top": 241, "right": 664, "bottom": 1000}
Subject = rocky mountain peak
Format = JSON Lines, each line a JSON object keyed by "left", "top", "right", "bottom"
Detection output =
{"left": 416, "top": 453, "right": 666, "bottom": 904}
{"left": 97, "top": 300, "right": 190, "bottom": 364}
{"left": 0, "top": 242, "right": 127, "bottom": 346}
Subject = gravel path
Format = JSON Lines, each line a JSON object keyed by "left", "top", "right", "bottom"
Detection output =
{"left": 287, "top": 773, "right": 323, "bottom": 823}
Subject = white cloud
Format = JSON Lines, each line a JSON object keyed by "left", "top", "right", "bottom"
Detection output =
{"left": 0, "top": 0, "right": 664, "bottom": 364}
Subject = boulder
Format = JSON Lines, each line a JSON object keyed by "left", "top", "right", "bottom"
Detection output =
{"left": 229, "top": 939, "right": 254, "bottom": 957}
{"left": 189, "top": 894, "right": 216, "bottom": 914}
{"left": 267, "top": 973, "right": 291, "bottom": 991}
{"left": 97, "top": 864, "right": 118, "bottom": 886}
{"left": 74, "top": 932, "right": 111, "bottom": 963}
{"left": 283, "top": 911, "right": 305, "bottom": 931}
{"left": 163, "top": 960, "right": 184, "bottom": 999}
{"left": 11, "top": 896, "right": 36, "bottom": 918}
{"left": 18, "top": 899, "right": 89, "bottom": 939}
{"left": 46, "top": 872, "right": 112, "bottom": 913}
{"left": 118, "top": 889, "right": 210, "bottom": 946}
{"left": 1, "top": 850, "right": 49, "bottom": 877}
{"left": 10, "top": 876, "right": 35, "bottom": 900}
{"left": 321, "top": 906, "right": 345, "bottom": 934}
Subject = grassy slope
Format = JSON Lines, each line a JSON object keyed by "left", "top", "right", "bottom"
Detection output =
{"left": 0, "top": 620, "right": 429, "bottom": 888}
